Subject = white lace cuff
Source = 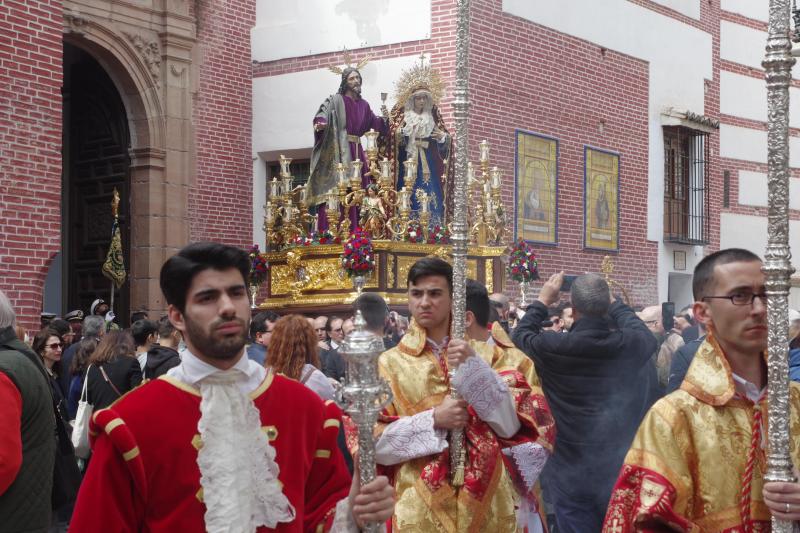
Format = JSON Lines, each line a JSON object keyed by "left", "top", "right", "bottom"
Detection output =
{"left": 502, "top": 442, "right": 549, "bottom": 492}
{"left": 452, "top": 356, "right": 520, "bottom": 438}
{"left": 375, "top": 409, "right": 448, "bottom": 466}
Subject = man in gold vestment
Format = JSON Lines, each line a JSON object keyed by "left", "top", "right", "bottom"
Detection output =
{"left": 603, "top": 248, "right": 800, "bottom": 532}
{"left": 375, "top": 259, "right": 549, "bottom": 532}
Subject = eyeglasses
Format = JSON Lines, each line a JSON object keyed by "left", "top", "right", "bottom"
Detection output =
{"left": 702, "top": 293, "right": 768, "bottom": 306}
{"left": 47, "top": 342, "right": 63, "bottom": 349}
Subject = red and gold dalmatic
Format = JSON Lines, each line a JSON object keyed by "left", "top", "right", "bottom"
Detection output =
{"left": 70, "top": 373, "right": 351, "bottom": 532}
{"left": 377, "top": 319, "right": 556, "bottom": 532}
{"left": 602, "top": 335, "right": 800, "bottom": 533}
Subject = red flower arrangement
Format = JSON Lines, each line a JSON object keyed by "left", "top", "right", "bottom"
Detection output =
{"left": 247, "top": 244, "right": 269, "bottom": 286}
{"left": 288, "top": 234, "right": 313, "bottom": 247}
{"left": 316, "top": 230, "right": 341, "bottom": 245}
{"left": 427, "top": 225, "right": 450, "bottom": 244}
{"left": 405, "top": 220, "right": 425, "bottom": 243}
{"left": 341, "top": 228, "right": 375, "bottom": 277}
{"left": 506, "top": 239, "right": 539, "bottom": 283}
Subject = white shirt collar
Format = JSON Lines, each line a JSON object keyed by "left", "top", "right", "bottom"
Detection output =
{"left": 331, "top": 340, "right": 340, "bottom": 350}
{"left": 167, "top": 348, "right": 267, "bottom": 395}
{"left": 732, "top": 372, "right": 766, "bottom": 404}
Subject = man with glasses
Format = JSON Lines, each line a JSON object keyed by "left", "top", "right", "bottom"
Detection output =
{"left": 246, "top": 311, "right": 278, "bottom": 365}
{"left": 604, "top": 248, "right": 800, "bottom": 531}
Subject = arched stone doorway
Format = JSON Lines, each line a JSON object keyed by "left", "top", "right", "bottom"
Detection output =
{"left": 63, "top": 43, "right": 131, "bottom": 322}
{"left": 62, "top": 6, "right": 194, "bottom": 321}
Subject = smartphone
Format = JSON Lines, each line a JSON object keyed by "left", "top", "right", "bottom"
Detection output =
{"left": 561, "top": 275, "right": 577, "bottom": 292}
{"left": 662, "top": 302, "right": 675, "bottom": 331}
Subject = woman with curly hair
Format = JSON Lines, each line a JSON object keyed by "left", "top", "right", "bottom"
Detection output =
{"left": 265, "top": 314, "right": 335, "bottom": 400}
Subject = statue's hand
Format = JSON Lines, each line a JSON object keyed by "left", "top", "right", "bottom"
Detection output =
{"left": 381, "top": 105, "right": 389, "bottom": 119}
{"left": 314, "top": 121, "right": 326, "bottom": 132}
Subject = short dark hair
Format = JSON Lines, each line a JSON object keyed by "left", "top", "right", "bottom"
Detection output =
{"left": 407, "top": 257, "right": 453, "bottom": 295}
{"left": 354, "top": 293, "right": 389, "bottom": 332}
{"left": 466, "top": 279, "right": 490, "bottom": 328}
{"left": 48, "top": 318, "right": 71, "bottom": 338}
{"left": 250, "top": 311, "right": 280, "bottom": 338}
{"left": 157, "top": 315, "right": 176, "bottom": 338}
{"left": 325, "top": 315, "right": 343, "bottom": 332}
{"left": 160, "top": 242, "right": 250, "bottom": 313}
{"left": 130, "top": 311, "right": 148, "bottom": 324}
{"left": 692, "top": 248, "right": 762, "bottom": 300}
{"left": 571, "top": 274, "right": 611, "bottom": 318}
{"left": 131, "top": 319, "right": 158, "bottom": 346}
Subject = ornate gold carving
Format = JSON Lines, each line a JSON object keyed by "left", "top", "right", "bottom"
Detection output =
{"left": 122, "top": 31, "right": 161, "bottom": 85}
{"left": 271, "top": 254, "right": 377, "bottom": 299}
{"left": 486, "top": 259, "right": 494, "bottom": 293}
{"left": 466, "top": 259, "right": 477, "bottom": 281}
{"left": 257, "top": 291, "right": 406, "bottom": 310}
{"left": 388, "top": 255, "right": 396, "bottom": 288}
{"left": 397, "top": 256, "right": 417, "bottom": 289}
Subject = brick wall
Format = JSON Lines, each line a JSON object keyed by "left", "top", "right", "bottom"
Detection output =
{"left": 0, "top": 0, "right": 63, "bottom": 331}
{"left": 190, "top": 0, "right": 255, "bottom": 248}
{"left": 469, "top": 0, "right": 657, "bottom": 305}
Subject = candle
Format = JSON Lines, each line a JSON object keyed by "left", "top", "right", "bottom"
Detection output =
{"left": 336, "top": 163, "right": 347, "bottom": 185}
{"left": 279, "top": 155, "right": 292, "bottom": 177}
{"left": 479, "top": 140, "right": 490, "bottom": 163}
{"left": 299, "top": 185, "right": 308, "bottom": 204}
{"left": 404, "top": 157, "right": 417, "bottom": 181}
{"left": 269, "top": 178, "right": 278, "bottom": 198}
{"left": 490, "top": 167, "right": 502, "bottom": 189}
{"left": 351, "top": 159, "right": 363, "bottom": 180}
{"left": 326, "top": 194, "right": 339, "bottom": 211}
{"left": 400, "top": 189, "right": 411, "bottom": 210}
{"left": 265, "top": 201, "right": 274, "bottom": 223}
{"left": 380, "top": 158, "right": 391, "bottom": 180}
{"left": 283, "top": 204, "right": 293, "bottom": 222}
{"left": 364, "top": 129, "right": 379, "bottom": 152}
{"left": 420, "top": 193, "right": 429, "bottom": 213}
{"left": 467, "top": 162, "right": 475, "bottom": 182}
{"left": 282, "top": 176, "right": 293, "bottom": 195}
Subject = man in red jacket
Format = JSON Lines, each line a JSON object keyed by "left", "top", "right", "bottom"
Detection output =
{"left": 71, "top": 242, "right": 394, "bottom": 532}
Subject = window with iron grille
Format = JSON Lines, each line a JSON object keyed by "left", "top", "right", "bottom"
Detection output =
{"left": 663, "top": 126, "right": 709, "bottom": 245}
{"left": 267, "top": 160, "right": 310, "bottom": 189}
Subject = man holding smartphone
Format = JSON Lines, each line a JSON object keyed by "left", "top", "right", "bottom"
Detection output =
{"left": 512, "top": 271, "right": 659, "bottom": 533}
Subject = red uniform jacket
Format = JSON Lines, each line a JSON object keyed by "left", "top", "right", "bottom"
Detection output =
{"left": 70, "top": 373, "right": 351, "bottom": 532}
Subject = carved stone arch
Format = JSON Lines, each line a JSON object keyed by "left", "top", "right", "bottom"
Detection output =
{"left": 63, "top": 15, "right": 166, "bottom": 153}
{"left": 62, "top": 10, "right": 192, "bottom": 318}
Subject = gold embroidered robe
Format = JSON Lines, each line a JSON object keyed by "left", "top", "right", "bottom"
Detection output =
{"left": 602, "top": 335, "right": 800, "bottom": 532}
{"left": 377, "top": 319, "right": 554, "bottom": 532}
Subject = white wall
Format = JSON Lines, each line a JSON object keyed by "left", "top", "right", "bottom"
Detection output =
{"left": 720, "top": 124, "right": 800, "bottom": 167}
{"left": 651, "top": 0, "right": 700, "bottom": 20}
{"left": 720, "top": 21, "right": 767, "bottom": 71}
{"left": 502, "top": 0, "right": 712, "bottom": 302}
{"left": 720, "top": 0, "right": 768, "bottom": 23}
{"left": 252, "top": 0, "right": 431, "bottom": 63}
{"left": 737, "top": 170, "right": 800, "bottom": 210}
{"left": 720, "top": 212, "right": 800, "bottom": 308}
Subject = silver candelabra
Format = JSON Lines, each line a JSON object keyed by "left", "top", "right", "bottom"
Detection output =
{"left": 338, "top": 310, "right": 393, "bottom": 533}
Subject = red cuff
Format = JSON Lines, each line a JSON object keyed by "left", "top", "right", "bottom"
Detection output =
{"left": 0, "top": 372, "right": 23, "bottom": 495}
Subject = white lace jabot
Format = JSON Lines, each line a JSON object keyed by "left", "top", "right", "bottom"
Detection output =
{"left": 169, "top": 350, "right": 295, "bottom": 532}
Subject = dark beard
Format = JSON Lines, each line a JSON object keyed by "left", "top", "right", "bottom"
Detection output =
{"left": 184, "top": 314, "right": 247, "bottom": 360}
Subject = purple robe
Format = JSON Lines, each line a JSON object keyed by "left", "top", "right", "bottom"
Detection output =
{"left": 311, "top": 94, "right": 386, "bottom": 231}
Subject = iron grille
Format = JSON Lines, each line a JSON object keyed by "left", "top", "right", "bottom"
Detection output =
{"left": 663, "top": 126, "right": 710, "bottom": 245}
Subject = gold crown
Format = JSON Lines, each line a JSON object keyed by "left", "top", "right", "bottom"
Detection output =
{"left": 395, "top": 54, "right": 445, "bottom": 107}
{"left": 327, "top": 49, "right": 371, "bottom": 75}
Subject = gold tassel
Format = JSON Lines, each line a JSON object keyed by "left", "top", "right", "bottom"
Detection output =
{"left": 452, "top": 463, "right": 465, "bottom": 487}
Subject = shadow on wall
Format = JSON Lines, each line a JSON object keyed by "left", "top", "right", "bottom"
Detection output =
{"left": 335, "top": 0, "right": 389, "bottom": 47}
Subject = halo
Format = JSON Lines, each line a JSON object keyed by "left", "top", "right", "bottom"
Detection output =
{"left": 395, "top": 54, "right": 445, "bottom": 107}
{"left": 327, "top": 49, "right": 372, "bottom": 76}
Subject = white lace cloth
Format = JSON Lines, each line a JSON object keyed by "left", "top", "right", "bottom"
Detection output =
{"left": 375, "top": 409, "right": 448, "bottom": 465}
{"left": 375, "top": 355, "right": 519, "bottom": 465}
{"left": 451, "top": 355, "right": 520, "bottom": 438}
{"left": 502, "top": 442, "right": 549, "bottom": 492}
{"left": 197, "top": 370, "right": 295, "bottom": 532}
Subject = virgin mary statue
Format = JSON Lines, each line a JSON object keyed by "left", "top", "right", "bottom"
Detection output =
{"left": 388, "top": 58, "right": 453, "bottom": 227}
